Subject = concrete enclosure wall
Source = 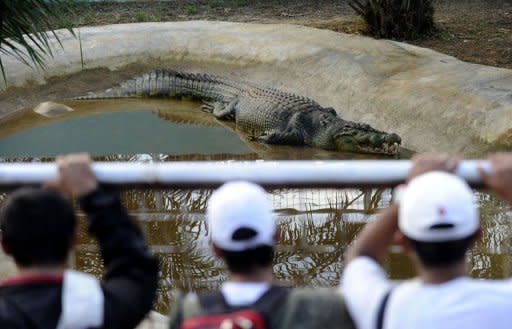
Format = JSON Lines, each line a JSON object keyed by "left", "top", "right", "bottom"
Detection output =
{"left": 1, "top": 21, "right": 511, "bottom": 155}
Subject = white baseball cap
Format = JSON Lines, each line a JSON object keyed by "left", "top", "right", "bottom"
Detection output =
{"left": 207, "top": 181, "right": 276, "bottom": 251}
{"left": 398, "top": 171, "right": 479, "bottom": 242}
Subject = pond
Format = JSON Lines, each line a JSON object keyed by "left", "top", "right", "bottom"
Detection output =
{"left": 0, "top": 99, "right": 511, "bottom": 314}
{"left": 0, "top": 99, "right": 251, "bottom": 157}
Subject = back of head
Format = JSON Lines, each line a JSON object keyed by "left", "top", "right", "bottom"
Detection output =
{"left": 207, "top": 181, "right": 276, "bottom": 274}
{"left": 0, "top": 187, "right": 77, "bottom": 267}
{"left": 398, "top": 171, "right": 479, "bottom": 267}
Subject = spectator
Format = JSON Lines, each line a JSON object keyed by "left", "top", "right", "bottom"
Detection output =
{"left": 0, "top": 153, "right": 159, "bottom": 328}
{"left": 342, "top": 153, "right": 512, "bottom": 329}
{"left": 169, "top": 181, "right": 355, "bottom": 329}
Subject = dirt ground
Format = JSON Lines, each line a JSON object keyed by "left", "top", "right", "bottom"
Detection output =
{"left": 64, "top": 0, "right": 512, "bottom": 70}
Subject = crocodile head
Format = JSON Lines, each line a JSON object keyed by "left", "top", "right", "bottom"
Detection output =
{"left": 332, "top": 123, "right": 402, "bottom": 155}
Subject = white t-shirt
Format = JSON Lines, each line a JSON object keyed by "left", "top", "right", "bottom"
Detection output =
{"left": 220, "top": 281, "right": 271, "bottom": 306}
{"left": 341, "top": 257, "right": 512, "bottom": 329}
{"left": 57, "top": 270, "right": 104, "bottom": 329}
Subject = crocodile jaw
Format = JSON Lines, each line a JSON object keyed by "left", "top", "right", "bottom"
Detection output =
{"left": 336, "top": 141, "right": 401, "bottom": 155}
{"left": 334, "top": 134, "right": 402, "bottom": 155}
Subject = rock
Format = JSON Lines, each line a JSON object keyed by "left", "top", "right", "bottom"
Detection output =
{"left": 33, "top": 101, "right": 74, "bottom": 118}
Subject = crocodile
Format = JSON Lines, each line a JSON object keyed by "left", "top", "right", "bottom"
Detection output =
{"left": 76, "top": 69, "right": 401, "bottom": 155}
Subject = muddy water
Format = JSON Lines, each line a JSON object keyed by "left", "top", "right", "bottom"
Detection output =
{"left": 0, "top": 99, "right": 511, "bottom": 315}
{"left": 0, "top": 99, "right": 252, "bottom": 157}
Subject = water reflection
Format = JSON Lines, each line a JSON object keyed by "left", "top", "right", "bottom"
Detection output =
{"left": 114, "top": 184, "right": 384, "bottom": 302}
{"left": 0, "top": 109, "right": 252, "bottom": 157}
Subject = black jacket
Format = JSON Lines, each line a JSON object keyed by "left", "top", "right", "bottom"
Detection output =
{"left": 0, "top": 188, "right": 160, "bottom": 329}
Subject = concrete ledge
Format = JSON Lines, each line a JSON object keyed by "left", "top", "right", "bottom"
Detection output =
{"left": 1, "top": 21, "right": 511, "bottom": 155}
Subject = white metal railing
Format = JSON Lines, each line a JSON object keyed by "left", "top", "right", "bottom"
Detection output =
{"left": 0, "top": 160, "right": 492, "bottom": 189}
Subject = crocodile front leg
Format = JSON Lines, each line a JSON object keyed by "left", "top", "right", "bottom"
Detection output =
{"left": 249, "top": 112, "right": 305, "bottom": 145}
{"left": 201, "top": 101, "right": 218, "bottom": 113}
{"left": 201, "top": 98, "right": 238, "bottom": 121}
{"left": 251, "top": 129, "right": 305, "bottom": 145}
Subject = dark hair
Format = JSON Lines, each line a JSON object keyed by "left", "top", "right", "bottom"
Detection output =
{"left": 0, "top": 188, "right": 77, "bottom": 267}
{"left": 406, "top": 233, "right": 477, "bottom": 267}
{"left": 218, "top": 227, "right": 274, "bottom": 274}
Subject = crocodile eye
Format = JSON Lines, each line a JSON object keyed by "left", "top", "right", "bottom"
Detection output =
{"left": 324, "top": 107, "right": 337, "bottom": 116}
{"left": 319, "top": 114, "right": 332, "bottom": 127}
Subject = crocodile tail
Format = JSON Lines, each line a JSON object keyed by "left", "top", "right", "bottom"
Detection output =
{"left": 73, "top": 69, "right": 240, "bottom": 101}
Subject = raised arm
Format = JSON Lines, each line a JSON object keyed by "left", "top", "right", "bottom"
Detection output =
{"left": 47, "top": 154, "right": 159, "bottom": 329}
{"left": 341, "top": 154, "right": 460, "bottom": 329}
{"left": 344, "top": 153, "right": 459, "bottom": 265}
{"left": 479, "top": 153, "right": 512, "bottom": 203}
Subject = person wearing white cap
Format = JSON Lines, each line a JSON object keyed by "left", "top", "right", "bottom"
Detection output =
{"left": 341, "top": 153, "right": 512, "bottom": 329}
{"left": 169, "top": 181, "right": 356, "bottom": 329}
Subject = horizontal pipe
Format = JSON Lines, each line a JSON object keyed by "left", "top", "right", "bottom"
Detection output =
{"left": 0, "top": 160, "right": 492, "bottom": 190}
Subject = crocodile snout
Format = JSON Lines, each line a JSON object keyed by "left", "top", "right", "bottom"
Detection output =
{"left": 387, "top": 133, "right": 401, "bottom": 144}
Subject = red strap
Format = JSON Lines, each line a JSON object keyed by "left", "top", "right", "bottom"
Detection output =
{"left": 1, "top": 273, "right": 63, "bottom": 287}
{"left": 182, "top": 310, "right": 266, "bottom": 329}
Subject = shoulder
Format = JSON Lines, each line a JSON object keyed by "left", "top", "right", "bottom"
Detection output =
{"left": 287, "top": 287, "right": 346, "bottom": 305}
{"left": 343, "top": 256, "right": 387, "bottom": 281}
{"left": 0, "top": 316, "right": 20, "bottom": 329}
{"left": 0, "top": 297, "right": 14, "bottom": 319}
{"left": 388, "top": 278, "right": 512, "bottom": 313}
{"left": 341, "top": 256, "right": 391, "bottom": 302}
{"left": 272, "top": 287, "right": 355, "bottom": 329}
{"left": 0, "top": 296, "right": 29, "bottom": 328}
{"left": 455, "top": 278, "right": 512, "bottom": 300}
{"left": 284, "top": 287, "right": 351, "bottom": 315}
{"left": 339, "top": 257, "right": 393, "bottom": 329}
{"left": 168, "top": 290, "right": 201, "bottom": 329}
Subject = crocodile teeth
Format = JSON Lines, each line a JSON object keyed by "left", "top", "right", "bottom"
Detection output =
{"left": 389, "top": 143, "right": 399, "bottom": 154}
{"left": 383, "top": 143, "right": 389, "bottom": 153}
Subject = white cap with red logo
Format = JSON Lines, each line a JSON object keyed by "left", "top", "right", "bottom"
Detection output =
{"left": 398, "top": 171, "right": 479, "bottom": 242}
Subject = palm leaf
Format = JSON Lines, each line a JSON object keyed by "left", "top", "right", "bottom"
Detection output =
{"left": 0, "top": 0, "right": 75, "bottom": 86}
{"left": 348, "top": 0, "right": 366, "bottom": 16}
{"left": 348, "top": 0, "right": 435, "bottom": 39}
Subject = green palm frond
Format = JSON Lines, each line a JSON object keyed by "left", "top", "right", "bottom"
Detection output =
{"left": 0, "top": 0, "right": 75, "bottom": 85}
